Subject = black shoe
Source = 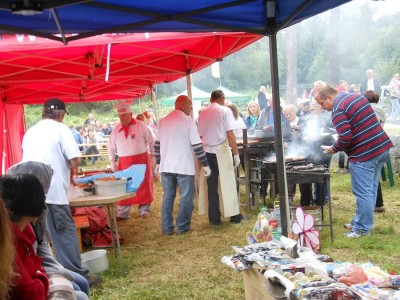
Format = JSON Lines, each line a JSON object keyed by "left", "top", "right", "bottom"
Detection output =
{"left": 86, "top": 274, "right": 102, "bottom": 288}
{"left": 230, "top": 214, "right": 244, "bottom": 224}
{"left": 374, "top": 206, "right": 385, "bottom": 213}
{"left": 177, "top": 229, "right": 189, "bottom": 235}
{"left": 162, "top": 231, "right": 174, "bottom": 236}
{"left": 210, "top": 220, "right": 222, "bottom": 226}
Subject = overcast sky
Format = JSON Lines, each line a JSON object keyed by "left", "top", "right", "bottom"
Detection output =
{"left": 358, "top": 0, "right": 400, "bottom": 19}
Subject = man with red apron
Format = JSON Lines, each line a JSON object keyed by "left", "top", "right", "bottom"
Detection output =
{"left": 108, "top": 102, "right": 155, "bottom": 219}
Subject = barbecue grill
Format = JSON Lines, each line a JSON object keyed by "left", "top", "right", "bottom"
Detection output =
{"left": 254, "top": 160, "right": 333, "bottom": 242}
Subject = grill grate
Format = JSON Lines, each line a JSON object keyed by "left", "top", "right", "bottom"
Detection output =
{"left": 286, "top": 164, "right": 328, "bottom": 176}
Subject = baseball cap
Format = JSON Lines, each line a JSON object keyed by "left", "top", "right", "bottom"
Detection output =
{"left": 44, "top": 98, "right": 69, "bottom": 115}
{"left": 114, "top": 102, "right": 133, "bottom": 115}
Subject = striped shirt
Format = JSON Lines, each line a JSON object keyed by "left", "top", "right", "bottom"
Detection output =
{"left": 331, "top": 92, "right": 393, "bottom": 162}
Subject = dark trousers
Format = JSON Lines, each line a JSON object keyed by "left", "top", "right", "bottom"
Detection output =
{"left": 299, "top": 183, "right": 313, "bottom": 206}
{"left": 206, "top": 153, "right": 221, "bottom": 224}
{"left": 376, "top": 182, "right": 384, "bottom": 207}
{"left": 206, "top": 153, "right": 241, "bottom": 223}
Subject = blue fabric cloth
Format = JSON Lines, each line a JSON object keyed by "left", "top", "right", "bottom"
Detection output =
{"left": 74, "top": 164, "right": 146, "bottom": 193}
{"left": 348, "top": 150, "right": 389, "bottom": 234}
{"left": 0, "top": 1, "right": 352, "bottom": 38}
{"left": 161, "top": 173, "right": 194, "bottom": 234}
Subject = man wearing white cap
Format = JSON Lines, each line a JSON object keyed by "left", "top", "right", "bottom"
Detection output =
{"left": 108, "top": 102, "right": 155, "bottom": 219}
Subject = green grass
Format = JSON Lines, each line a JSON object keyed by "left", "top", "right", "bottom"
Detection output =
{"left": 87, "top": 168, "right": 400, "bottom": 299}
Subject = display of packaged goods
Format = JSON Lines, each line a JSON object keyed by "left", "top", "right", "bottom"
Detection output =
{"left": 223, "top": 237, "right": 399, "bottom": 300}
{"left": 350, "top": 282, "right": 400, "bottom": 300}
{"left": 221, "top": 254, "right": 252, "bottom": 272}
{"left": 232, "top": 240, "right": 286, "bottom": 255}
{"left": 293, "top": 283, "right": 357, "bottom": 300}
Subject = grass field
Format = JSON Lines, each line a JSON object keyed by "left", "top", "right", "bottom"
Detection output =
{"left": 87, "top": 161, "right": 400, "bottom": 300}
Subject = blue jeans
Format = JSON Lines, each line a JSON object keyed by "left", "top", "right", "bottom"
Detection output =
{"left": 349, "top": 150, "right": 389, "bottom": 234}
{"left": 70, "top": 270, "right": 90, "bottom": 296}
{"left": 391, "top": 97, "right": 400, "bottom": 123}
{"left": 161, "top": 173, "right": 195, "bottom": 234}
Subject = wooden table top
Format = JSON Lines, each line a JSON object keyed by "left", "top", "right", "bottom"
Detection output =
{"left": 69, "top": 192, "right": 136, "bottom": 207}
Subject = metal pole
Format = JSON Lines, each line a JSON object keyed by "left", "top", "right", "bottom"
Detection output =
{"left": 151, "top": 85, "right": 158, "bottom": 122}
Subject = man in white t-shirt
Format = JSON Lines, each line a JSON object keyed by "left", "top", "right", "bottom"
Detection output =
{"left": 198, "top": 90, "right": 243, "bottom": 225}
{"left": 154, "top": 95, "right": 211, "bottom": 235}
{"left": 22, "top": 98, "right": 101, "bottom": 287}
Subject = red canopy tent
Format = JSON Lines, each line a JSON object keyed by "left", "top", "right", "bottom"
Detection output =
{"left": 0, "top": 32, "right": 261, "bottom": 171}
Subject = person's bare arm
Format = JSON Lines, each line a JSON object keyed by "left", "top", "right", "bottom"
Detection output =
{"left": 70, "top": 157, "right": 81, "bottom": 168}
{"left": 226, "top": 130, "right": 238, "bottom": 155}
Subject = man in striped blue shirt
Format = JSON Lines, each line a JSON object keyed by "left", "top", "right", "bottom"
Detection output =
{"left": 315, "top": 84, "right": 393, "bottom": 238}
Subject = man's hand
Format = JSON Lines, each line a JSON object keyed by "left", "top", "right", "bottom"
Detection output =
{"left": 154, "top": 164, "right": 160, "bottom": 175}
{"left": 233, "top": 154, "right": 241, "bottom": 168}
{"left": 202, "top": 166, "right": 211, "bottom": 177}
{"left": 110, "top": 160, "right": 117, "bottom": 172}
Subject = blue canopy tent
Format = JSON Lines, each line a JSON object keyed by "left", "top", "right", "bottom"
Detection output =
{"left": 0, "top": 0, "right": 352, "bottom": 236}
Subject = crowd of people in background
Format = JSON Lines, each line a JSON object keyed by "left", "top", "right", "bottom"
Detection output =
{"left": 69, "top": 109, "right": 158, "bottom": 166}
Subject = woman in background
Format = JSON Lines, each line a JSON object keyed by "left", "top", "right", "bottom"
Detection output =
{"left": 0, "top": 199, "right": 14, "bottom": 300}
{"left": 227, "top": 103, "right": 246, "bottom": 138}
{"left": 244, "top": 100, "right": 260, "bottom": 130}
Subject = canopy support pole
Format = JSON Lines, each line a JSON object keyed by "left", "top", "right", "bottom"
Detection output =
{"left": 49, "top": 9, "right": 67, "bottom": 45}
{"left": 267, "top": 0, "right": 290, "bottom": 237}
{"left": 151, "top": 85, "right": 158, "bottom": 122}
{"left": 186, "top": 73, "right": 193, "bottom": 115}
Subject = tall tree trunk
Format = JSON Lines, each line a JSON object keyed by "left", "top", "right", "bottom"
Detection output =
{"left": 329, "top": 8, "right": 340, "bottom": 86}
{"left": 286, "top": 26, "right": 298, "bottom": 105}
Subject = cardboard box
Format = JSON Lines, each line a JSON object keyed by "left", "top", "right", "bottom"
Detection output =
{"left": 243, "top": 268, "right": 274, "bottom": 300}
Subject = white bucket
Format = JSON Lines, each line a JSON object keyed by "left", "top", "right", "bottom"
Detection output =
{"left": 81, "top": 249, "right": 109, "bottom": 274}
{"left": 94, "top": 177, "right": 127, "bottom": 196}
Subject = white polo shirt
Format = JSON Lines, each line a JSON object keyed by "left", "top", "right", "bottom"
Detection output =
{"left": 108, "top": 119, "right": 155, "bottom": 159}
{"left": 198, "top": 102, "right": 236, "bottom": 154}
{"left": 156, "top": 109, "right": 202, "bottom": 175}
{"left": 22, "top": 119, "right": 81, "bottom": 205}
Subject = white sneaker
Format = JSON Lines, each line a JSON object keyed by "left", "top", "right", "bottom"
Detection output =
{"left": 343, "top": 231, "right": 361, "bottom": 238}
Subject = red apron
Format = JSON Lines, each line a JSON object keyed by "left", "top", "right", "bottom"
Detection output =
{"left": 117, "top": 152, "right": 154, "bottom": 206}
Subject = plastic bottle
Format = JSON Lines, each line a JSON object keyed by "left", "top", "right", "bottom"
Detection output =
{"left": 274, "top": 201, "right": 282, "bottom": 234}
{"left": 269, "top": 209, "right": 278, "bottom": 233}
{"left": 253, "top": 206, "right": 270, "bottom": 235}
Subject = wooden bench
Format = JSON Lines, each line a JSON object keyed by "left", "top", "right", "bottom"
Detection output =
{"left": 78, "top": 143, "right": 109, "bottom": 159}
{"left": 72, "top": 214, "right": 90, "bottom": 252}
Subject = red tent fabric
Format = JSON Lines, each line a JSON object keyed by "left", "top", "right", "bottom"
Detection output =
{"left": 1, "top": 103, "right": 24, "bottom": 172}
{"left": 0, "top": 32, "right": 261, "bottom": 104}
{"left": 0, "top": 32, "right": 262, "bottom": 172}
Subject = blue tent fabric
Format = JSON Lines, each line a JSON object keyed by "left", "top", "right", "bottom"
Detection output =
{"left": 75, "top": 164, "right": 146, "bottom": 193}
{"left": 0, "top": 1, "right": 352, "bottom": 44}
